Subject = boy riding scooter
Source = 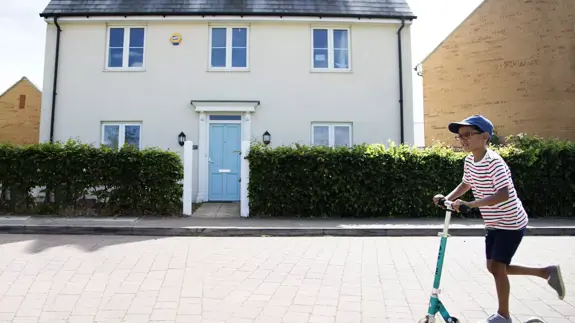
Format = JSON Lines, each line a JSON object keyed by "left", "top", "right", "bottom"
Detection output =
{"left": 433, "top": 114, "right": 565, "bottom": 323}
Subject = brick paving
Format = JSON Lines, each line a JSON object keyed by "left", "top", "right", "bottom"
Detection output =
{"left": 0, "top": 234, "right": 573, "bottom": 323}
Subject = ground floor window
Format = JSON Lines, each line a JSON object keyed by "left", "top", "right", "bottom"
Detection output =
{"left": 101, "top": 122, "right": 142, "bottom": 149}
{"left": 311, "top": 122, "right": 352, "bottom": 147}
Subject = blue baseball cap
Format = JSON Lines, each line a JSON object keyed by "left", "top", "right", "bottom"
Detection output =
{"left": 448, "top": 114, "right": 494, "bottom": 137}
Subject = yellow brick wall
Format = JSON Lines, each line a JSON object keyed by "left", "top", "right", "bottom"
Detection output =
{"left": 0, "top": 79, "right": 42, "bottom": 145}
{"left": 422, "top": 0, "right": 575, "bottom": 146}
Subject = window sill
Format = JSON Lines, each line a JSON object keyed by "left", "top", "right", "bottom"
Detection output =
{"left": 310, "top": 68, "right": 352, "bottom": 73}
{"left": 103, "top": 67, "right": 147, "bottom": 72}
{"left": 207, "top": 67, "right": 250, "bottom": 72}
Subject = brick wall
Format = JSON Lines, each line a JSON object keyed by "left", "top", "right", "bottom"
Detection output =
{"left": 0, "top": 79, "right": 42, "bottom": 145}
{"left": 422, "top": 0, "right": 575, "bottom": 146}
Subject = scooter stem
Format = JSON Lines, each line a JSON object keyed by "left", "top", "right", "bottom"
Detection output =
{"left": 442, "top": 210, "right": 452, "bottom": 237}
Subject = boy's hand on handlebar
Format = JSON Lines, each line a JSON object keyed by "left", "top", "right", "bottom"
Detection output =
{"left": 452, "top": 199, "right": 470, "bottom": 212}
{"left": 433, "top": 194, "right": 445, "bottom": 208}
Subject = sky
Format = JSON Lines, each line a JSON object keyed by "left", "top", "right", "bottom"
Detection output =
{"left": 0, "top": 0, "right": 484, "bottom": 145}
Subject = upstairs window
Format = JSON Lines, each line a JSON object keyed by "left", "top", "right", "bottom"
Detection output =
{"left": 312, "top": 28, "right": 350, "bottom": 71}
{"left": 106, "top": 26, "right": 146, "bottom": 70}
{"left": 209, "top": 26, "right": 249, "bottom": 70}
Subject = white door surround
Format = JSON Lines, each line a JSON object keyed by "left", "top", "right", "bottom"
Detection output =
{"left": 191, "top": 100, "right": 260, "bottom": 202}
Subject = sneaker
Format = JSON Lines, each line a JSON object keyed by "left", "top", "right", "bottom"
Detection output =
{"left": 547, "top": 265, "right": 566, "bottom": 300}
{"left": 482, "top": 313, "right": 512, "bottom": 323}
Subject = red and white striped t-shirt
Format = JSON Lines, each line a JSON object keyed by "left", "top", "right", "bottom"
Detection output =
{"left": 462, "top": 149, "right": 528, "bottom": 230}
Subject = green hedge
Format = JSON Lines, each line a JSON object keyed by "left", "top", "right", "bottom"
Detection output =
{"left": 0, "top": 140, "right": 183, "bottom": 215}
{"left": 246, "top": 135, "right": 575, "bottom": 218}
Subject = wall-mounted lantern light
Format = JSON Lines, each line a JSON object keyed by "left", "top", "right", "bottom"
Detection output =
{"left": 178, "top": 132, "right": 186, "bottom": 146}
{"left": 262, "top": 131, "right": 271, "bottom": 145}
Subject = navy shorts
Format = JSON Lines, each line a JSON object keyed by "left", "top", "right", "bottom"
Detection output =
{"left": 485, "top": 227, "right": 525, "bottom": 265}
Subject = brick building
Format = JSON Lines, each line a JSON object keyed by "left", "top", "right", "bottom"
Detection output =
{"left": 418, "top": 0, "right": 575, "bottom": 146}
{"left": 0, "top": 77, "right": 42, "bottom": 145}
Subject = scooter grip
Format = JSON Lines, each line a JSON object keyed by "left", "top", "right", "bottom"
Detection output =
{"left": 438, "top": 198, "right": 472, "bottom": 214}
{"left": 438, "top": 198, "right": 448, "bottom": 207}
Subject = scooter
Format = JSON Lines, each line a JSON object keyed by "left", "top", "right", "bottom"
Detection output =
{"left": 418, "top": 198, "right": 545, "bottom": 323}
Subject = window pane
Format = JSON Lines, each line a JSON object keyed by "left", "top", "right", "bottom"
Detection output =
{"left": 211, "top": 28, "right": 227, "bottom": 47}
{"left": 313, "top": 126, "right": 329, "bottom": 147}
{"left": 128, "top": 48, "right": 144, "bottom": 67}
{"left": 109, "top": 28, "right": 124, "bottom": 47}
{"left": 333, "top": 29, "right": 348, "bottom": 49}
{"left": 232, "top": 28, "right": 247, "bottom": 47}
{"left": 334, "top": 126, "right": 351, "bottom": 147}
{"left": 231, "top": 48, "right": 246, "bottom": 67}
{"left": 129, "top": 28, "right": 145, "bottom": 47}
{"left": 124, "top": 125, "right": 141, "bottom": 149}
{"left": 313, "top": 49, "right": 328, "bottom": 68}
{"left": 334, "top": 49, "right": 349, "bottom": 69}
{"left": 103, "top": 125, "right": 120, "bottom": 149}
{"left": 108, "top": 48, "right": 123, "bottom": 67}
{"left": 211, "top": 48, "right": 226, "bottom": 67}
{"left": 210, "top": 115, "right": 242, "bottom": 121}
{"left": 313, "top": 29, "right": 328, "bottom": 48}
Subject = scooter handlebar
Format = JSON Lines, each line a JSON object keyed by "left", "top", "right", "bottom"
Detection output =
{"left": 438, "top": 198, "right": 473, "bottom": 214}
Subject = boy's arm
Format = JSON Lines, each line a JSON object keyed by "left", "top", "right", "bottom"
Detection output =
{"left": 468, "top": 187, "right": 509, "bottom": 208}
{"left": 446, "top": 181, "right": 471, "bottom": 201}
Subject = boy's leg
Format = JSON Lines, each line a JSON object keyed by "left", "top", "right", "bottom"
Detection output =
{"left": 506, "top": 259, "right": 566, "bottom": 299}
{"left": 483, "top": 228, "right": 524, "bottom": 322}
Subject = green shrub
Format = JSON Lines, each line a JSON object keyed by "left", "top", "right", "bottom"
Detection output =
{"left": 0, "top": 140, "right": 183, "bottom": 216}
{"left": 246, "top": 135, "right": 575, "bottom": 218}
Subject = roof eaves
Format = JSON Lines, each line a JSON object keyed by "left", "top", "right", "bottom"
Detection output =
{"left": 40, "top": 10, "right": 417, "bottom": 20}
{"left": 0, "top": 77, "right": 40, "bottom": 99}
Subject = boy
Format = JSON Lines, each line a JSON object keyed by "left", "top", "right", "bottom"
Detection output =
{"left": 432, "top": 114, "right": 565, "bottom": 323}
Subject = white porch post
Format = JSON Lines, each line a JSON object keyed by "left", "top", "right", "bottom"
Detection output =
{"left": 240, "top": 140, "right": 250, "bottom": 217}
{"left": 182, "top": 140, "right": 194, "bottom": 216}
{"left": 196, "top": 112, "right": 207, "bottom": 202}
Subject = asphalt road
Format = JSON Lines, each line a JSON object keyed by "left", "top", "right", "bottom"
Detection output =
{"left": 0, "top": 234, "right": 573, "bottom": 323}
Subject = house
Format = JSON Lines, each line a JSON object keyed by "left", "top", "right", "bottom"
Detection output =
{"left": 38, "top": 0, "right": 417, "bottom": 203}
{"left": 417, "top": 0, "right": 575, "bottom": 146}
{"left": 0, "top": 77, "right": 42, "bottom": 145}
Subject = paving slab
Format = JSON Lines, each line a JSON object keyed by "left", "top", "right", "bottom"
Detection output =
{"left": 0, "top": 215, "right": 574, "bottom": 237}
{"left": 0, "top": 234, "right": 573, "bottom": 322}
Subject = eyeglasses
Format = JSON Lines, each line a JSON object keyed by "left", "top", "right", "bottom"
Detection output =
{"left": 455, "top": 131, "right": 482, "bottom": 140}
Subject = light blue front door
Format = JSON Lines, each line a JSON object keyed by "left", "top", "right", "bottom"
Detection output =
{"left": 208, "top": 123, "right": 241, "bottom": 201}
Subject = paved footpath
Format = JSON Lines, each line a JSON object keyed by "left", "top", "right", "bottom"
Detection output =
{"left": 1, "top": 216, "right": 575, "bottom": 237}
{"left": 0, "top": 234, "right": 574, "bottom": 323}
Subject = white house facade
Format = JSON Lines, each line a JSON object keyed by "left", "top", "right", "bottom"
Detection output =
{"left": 38, "top": 0, "right": 417, "bottom": 203}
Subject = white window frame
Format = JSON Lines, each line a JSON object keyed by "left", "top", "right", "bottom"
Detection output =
{"left": 105, "top": 26, "right": 147, "bottom": 71}
{"left": 310, "top": 27, "right": 352, "bottom": 72}
{"left": 101, "top": 122, "right": 143, "bottom": 149}
{"left": 208, "top": 25, "right": 250, "bottom": 71}
{"left": 311, "top": 123, "right": 353, "bottom": 147}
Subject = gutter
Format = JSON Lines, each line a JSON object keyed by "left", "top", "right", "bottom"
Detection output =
{"left": 49, "top": 17, "right": 62, "bottom": 143}
{"left": 39, "top": 11, "right": 417, "bottom": 20}
{"left": 397, "top": 19, "right": 406, "bottom": 145}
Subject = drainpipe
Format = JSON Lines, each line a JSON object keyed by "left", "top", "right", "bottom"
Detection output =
{"left": 49, "top": 17, "right": 62, "bottom": 143}
{"left": 397, "top": 19, "right": 405, "bottom": 145}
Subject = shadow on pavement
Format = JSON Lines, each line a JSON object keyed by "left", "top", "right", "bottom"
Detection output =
{"left": 0, "top": 233, "right": 169, "bottom": 254}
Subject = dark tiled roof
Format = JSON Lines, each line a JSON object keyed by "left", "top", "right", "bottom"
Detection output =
{"left": 40, "top": 0, "right": 416, "bottom": 19}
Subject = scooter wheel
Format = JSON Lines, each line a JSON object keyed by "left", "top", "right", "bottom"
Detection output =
{"left": 418, "top": 319, "right": 429, "bottom": 323}
{"left": 524, "top": 319, "right": 544, "bottom": 323}
{"left": 447, "top": 318, "right": 460, "bottom": 323}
